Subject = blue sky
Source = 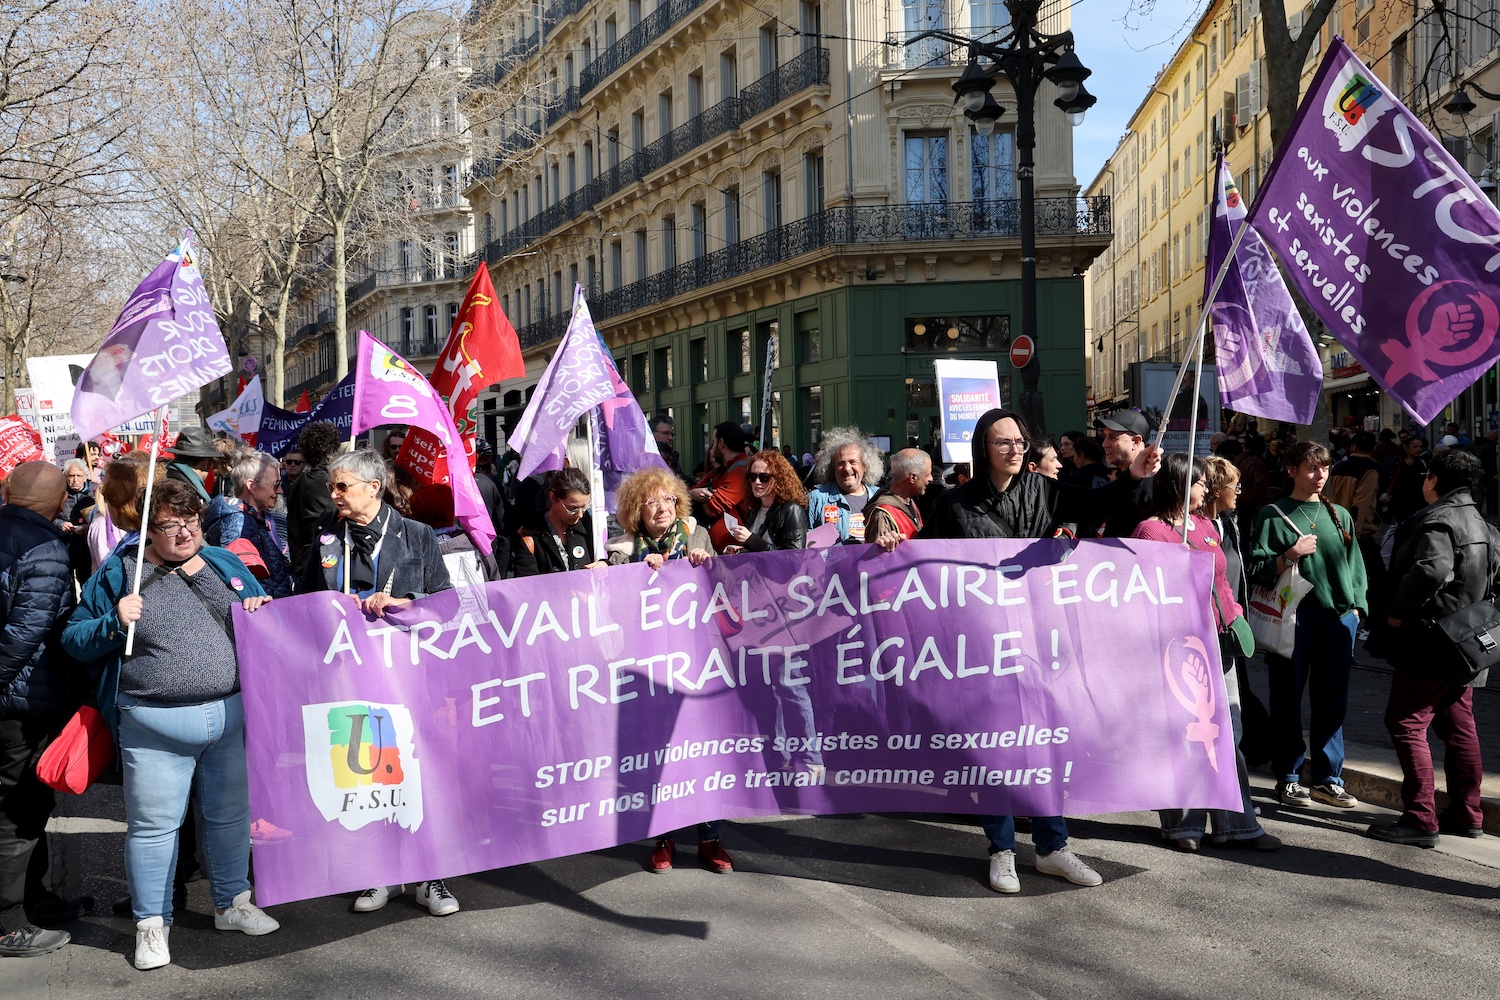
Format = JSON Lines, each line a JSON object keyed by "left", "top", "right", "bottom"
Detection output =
{"left": 1070, "top": 0, "right": 1209, "bottom": 189}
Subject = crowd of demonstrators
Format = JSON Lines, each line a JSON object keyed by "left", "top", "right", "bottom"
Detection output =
{"left": 924, "top": 408, "right": 1162, "bottom": 893}
{"left": 0, "top": 463, "right": 79, "bottom": 958}
{"left": 1132, "top": 455, "right": 1279, "bottom": 853}
{"left": 63, "top": 479, "right": 278, "bottom": 969}
{"left": 806, "top": 426, "right": 883, "bottom": 544}
{"left": 724, "top": 449, "right": 809, "bottom": 553}
{"left": 1249, "top": 441, "right": 1368, "bottom": 811}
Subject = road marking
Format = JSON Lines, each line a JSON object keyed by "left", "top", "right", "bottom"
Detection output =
{"left": 45, "top": 816, "right": 126, "bottom": 834}
{"left": 736, "top": 829, "right": 1044, "bottom": 1000}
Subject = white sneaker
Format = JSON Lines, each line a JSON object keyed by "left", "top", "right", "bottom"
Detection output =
{"left": 214, "top": 890, "right": 279, "bottom": 936}
{"left": 416, "top": 879, "right": 460, "bottom": 916}
{"left": 134, "top": 917, "right": 170, "bottom": 971}
{"left": 1034, "top": 847, "right": 1103, "bottom": 887}
{"left": 352, "top": 884, "right": 403, "bottom": 912}
{"left": 987, "top": 850, "right": 1020, "bottom": 894}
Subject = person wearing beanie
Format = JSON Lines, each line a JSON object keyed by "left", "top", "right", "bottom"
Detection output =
{"left": 0, "top": 462, "right": 78, "bottom": 958}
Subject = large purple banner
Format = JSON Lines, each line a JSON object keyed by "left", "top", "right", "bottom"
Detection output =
{"left": 1247, "top": 39, "right": 1500, "bottom": 425}
{"left": 236, "top": 538, "right": 1241, "bottom": 906}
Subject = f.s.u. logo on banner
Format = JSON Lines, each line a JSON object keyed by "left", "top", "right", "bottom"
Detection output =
{"left": 301, "top": 702, "right": 424, "bottom": 833}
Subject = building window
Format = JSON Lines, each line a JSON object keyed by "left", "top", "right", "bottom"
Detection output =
{"left": 628, "top": 0, "right": 640, "bottom": 29}
{"left": 630, "top": 110, "right": 644, "bottom": 153}
{"left": 399, "top": 307, "right": 414, "bottom": 351}
{"left": 444, "top": 231, "right": 458, "bottom": 276}
{"left": 662, "top": 215, "right": 676, "bottom": 270}
{"left": 610, "top": 240, "right": 623, "bottom": 289}
{"left": 732, "top": 326, "right": 751, "bottom": 373}
{"left": 585, "top": 255, "right": 597, "bottom": 294}
{"left": 691, "top": 337, "right": 707, "bottom": 383}
{"left": 904, "top": 133, "right": 948, "bottom": 203}
{"left": 423, "top": 305, "right": 438, "bottom": 344}
{"left": 583, "top": 141, "right": 594, "bottom": 183}
{"left": 802, "top": 384, "right": 822, "bottom": 452}
{"left": 721, "top": 48, "right": 738, "bottom": 99}
{"left": 759, "top": 23, "right": 778, "bottom": 77}
{"left": 723, "top": 186, "right": 741, "bottom": 244}
{"left": 904, "top": 315, "right": 1010, "bottom": 352}
{"left": 801, "top": 2, "right": 822, "bottom": 51}
{"left": 762, "top": 170, "right": 782, "bottom": 230}
{"left": 691, "top": 203, "right": 707, "bottom": 259}
{"left": 904, "top": 0, "right": 944, "bottom": 66}
{"left": 970, "top": 0, "right": 1010, "bottom": 32}
{"left": 566, "top": 153, "right": 576, "bottom": 196}
{"left": 757, "top": 319, "right": 781, "bottom": 368}
{"left": 971, "top": 130, "right": 1014, "bottom": 201}
{"left": 606, "top": 127, "right": 619, "bottom": 169}
{"left": 804, "top": 151, "right": 825, "bottom": 216}
{"left": 659, "top": 90, "right": 673, "bottom": 138}
{"left": 688, "top": 70, "right": 703, "bottom": 117}
{"left": 655, "top": 346, "right": 673, "bottom": 389}
{"left": 634, "top": 229, "right": 647, "bottom": 281}
{"left": 605, "top": 16, "right": 616, "bottom": 47}
{"left": 737, "top": 396, "right": 752, "bottom": 425}
{"left": 631, "top": 353, "right": 649, "bottom": 393}
{"left": 399, "top": 240, "right": 414, "bottom": 281}
{"left": 446, "top": 302, "right": 459, "bottom": 339}
{"left": 797, "top": 310, "right": 821, "bottom": 363}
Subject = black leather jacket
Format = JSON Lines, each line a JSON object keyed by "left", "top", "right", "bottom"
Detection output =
{"left": 741, "top": 501, "right": 809, "bottom": 551}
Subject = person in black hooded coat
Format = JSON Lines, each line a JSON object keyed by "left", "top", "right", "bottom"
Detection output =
{"left": 921, "top": 408, "right": 1161, "bottom": 895}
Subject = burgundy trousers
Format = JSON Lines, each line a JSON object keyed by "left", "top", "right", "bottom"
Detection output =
{"left": 1383, "top": 673, "right": 1484, "bottom": 831}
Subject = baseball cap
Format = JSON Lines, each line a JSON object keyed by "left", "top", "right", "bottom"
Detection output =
{"left": 1439, "top": 434, "right": 1460, "bottom": 447}
{"left": 1094, "top": 410, "right": 1150, "bottom": 438}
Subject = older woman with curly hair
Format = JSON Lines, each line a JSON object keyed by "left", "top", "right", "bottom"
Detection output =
{"left": 806, "top": 426, "right": 884, "bottom": 543}
{"left": 605, "top": 468, "right": 712, "bottom": 570}
{"left": 603, "top": 468, "right": 727, "bottom": 873}
{"left": 724, "top": 449, "right": 808, "bottom": 552}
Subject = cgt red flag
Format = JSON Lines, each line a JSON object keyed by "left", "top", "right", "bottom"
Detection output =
{"left": 0, "top": 415, "right": 45, "bottom": 479}
{"left": 294, "top": 390, "right": 311, "bottom": 414}
{"left": 397, "top": 265, "right": 524, "bottom": 484}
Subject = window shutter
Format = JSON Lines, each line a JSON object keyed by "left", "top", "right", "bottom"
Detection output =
{"left": 1249, "top": 61, "right": 1263, "bottom": 117}
{"left": 1235, "top": 73, "right": 1250, "bottom": 125}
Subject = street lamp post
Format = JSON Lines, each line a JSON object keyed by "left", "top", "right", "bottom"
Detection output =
{"left": 909, "top": 0, "right": 1094, "bottom": 435}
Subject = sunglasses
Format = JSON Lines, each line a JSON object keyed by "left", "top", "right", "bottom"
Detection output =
{"left": 285, "top": 459, "right": 305, "bottom": 466}
{"left": 327, "top": 481, "right": 368, "bottom": 495}
{"left": 747, "top": 472, "right": 773, "bottom": 483}
{"left": 561, "top": 501, "right": 590, "bottom": 516}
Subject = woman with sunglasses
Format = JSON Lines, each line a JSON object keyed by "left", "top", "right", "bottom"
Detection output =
{"left": 64, "top": 479, "right": 279, "bottom": 970}
{"left": 510, "top": 468, "right": 606, "bottom": 576}
{"left": 723, "top": 450, "right": 809, "bottom": 553}
{"left": 603, "top": 468, "right": 728, "bottom": 873}
{"left": 1132, "top": 454, "right": 1279, "bottom": 853}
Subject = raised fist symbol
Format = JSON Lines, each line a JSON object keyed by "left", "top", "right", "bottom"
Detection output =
{"left": 1429, "top": 300, "right": 1477, "bottom": 350}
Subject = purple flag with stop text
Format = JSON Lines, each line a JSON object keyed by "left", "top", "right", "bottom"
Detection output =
{"left": 1206, "top": 156, "right": 1322, "bottom": 422}
{"left": 235, "top": 537, "right": 1241, "bottom": 906}
{"left": 1246, "top": 38, "right": 1500, "bottom": 425}
{"left": 351, "top": 332, "right": 495, "bottom": 556}
{"left": 72, "top": 231, "right": 233, "bottom": 443}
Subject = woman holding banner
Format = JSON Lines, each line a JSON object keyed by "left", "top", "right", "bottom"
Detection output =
{"left": 296, "top": 449, "right": 459, "bottom": 917}
{"left": 604, "top": 469, "right": 731, "bottom": 874}
{"left": 63, "top": 479, "right": 279, "bottom": 970}
{"left": 1132, "top": 454, "right": 1279, "bottom": 853}
{"left": 922, "top": 408, "right": 1160, "bottom": 894}
{"left": 1249, "top": 441, "right": 1368, "bottom": 812}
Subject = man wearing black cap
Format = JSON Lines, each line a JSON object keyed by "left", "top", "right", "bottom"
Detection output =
{"left": 1095, "top": 410, "right": 1153, "bottom": 538}
{"left": 162, "top": 426, "right": 221, "bottom": 504}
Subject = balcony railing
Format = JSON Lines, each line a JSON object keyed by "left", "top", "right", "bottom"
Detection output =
{"left": 287, "top": 321, "right": 321, "bottom": 351}
{"left": 484, "top": 50, "right": 830, "bottom": 264}
{"left": 580, "top": 0, "right": 712, "bottom": 94}
{"left": 541, "top": 0, "right": 589, "bottom": 30}
{"left": 513, "top": 197, "right": 1112, "bottom": 347}
{"left": 883, "top": 28, "right": 967, "bottom": 70}
{"left": 547, "top": 85, "right": 581, "bottom": 128}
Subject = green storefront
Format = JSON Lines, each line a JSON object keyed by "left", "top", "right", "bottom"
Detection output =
{"left": 613, "top": 277, "right": 1088, "bottom": 471}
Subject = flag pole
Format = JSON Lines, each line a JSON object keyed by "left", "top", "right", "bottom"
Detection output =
{"left": 585, "top": 409, "right": 606, "bottom": 561}
{"left": 1180, "top": 327, "right": 1208, "bottom": 543}
{"left": 1149, "top": 217, "right": 1253, "bottom": 453}
{"left": 124, "top": 405, "right": 167, "bottom": 656}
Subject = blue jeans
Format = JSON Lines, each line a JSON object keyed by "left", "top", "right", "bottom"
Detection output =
{"left": 119, "top": 692, "right": 251, "bottom": 923}
{"left": 1268, "top": 602, "right": 1357, "bottom": 786}
{"left": 1160, "top": 661, "right": 1264, "bottom": 841}
{"left": 981, "top": 815, "right": 1068, "bottom": 857}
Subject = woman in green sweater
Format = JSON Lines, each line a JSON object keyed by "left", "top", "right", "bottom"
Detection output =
{"left": 1249, "top": 440, "right": 1368, "bottom": 811}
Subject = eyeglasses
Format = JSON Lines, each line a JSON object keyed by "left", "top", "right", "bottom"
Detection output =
{"left": 327, "top": 481, "right": 369, "bottom": 495}
{"left": 747, "top": 472, "right": 773, "bottom": 483}
{"left": 560, "top": 501, "right": 590, "bottom": 516}
{"left": 987, "top": 438, "right": 1029, "bottom": 453}
{"left": 644, "top": 496, "right": 680, "bottom": 511}
{"left": 151, "top": 515, "right": 201, "bottom": 535}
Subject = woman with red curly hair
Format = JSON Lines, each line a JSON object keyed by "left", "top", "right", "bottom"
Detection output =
{"left": 724, "top": 450, "right": 809, "bottom": 552}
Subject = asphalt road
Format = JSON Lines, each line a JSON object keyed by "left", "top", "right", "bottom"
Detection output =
{"left": 7, "top": 773, "right": 1498, "bottom": 1000}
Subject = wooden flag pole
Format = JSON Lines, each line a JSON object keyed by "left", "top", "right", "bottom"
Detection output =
{"left": 124, "top": 405, "right": 167, "bottom": 656}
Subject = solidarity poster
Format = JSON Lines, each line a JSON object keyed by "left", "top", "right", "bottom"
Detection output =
{"left": 933, "top": 359, "right": 1002, "bottom": 461}
{"left": 236, "top": 538, "right": 1241, "bottom": 906}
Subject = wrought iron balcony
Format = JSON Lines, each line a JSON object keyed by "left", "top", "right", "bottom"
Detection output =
{"left": 512, "top": 197, "right": 1112, "bottom": 347}
{"left": 287, "top": 321, "right": 321, "bottom": 351}
{"left": 580, "top": 0, "right": 712, "bottom": 95}
{"left": 739, "top": 48, "right": 830, "bottom": 120}
{"left": 546, "top": 86, "right": 581, "bottom": 128}
{"left": 541, "top": 0, "right": 589, "bottom": 30}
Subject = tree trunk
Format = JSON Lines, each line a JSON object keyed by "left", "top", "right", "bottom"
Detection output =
{"left": 334, "top": 220, "right": 349, "bottom": 378}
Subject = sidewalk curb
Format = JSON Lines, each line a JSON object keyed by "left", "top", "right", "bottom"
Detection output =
{"left": 1257, "top": 739, "right": 1500, "bottom": 834}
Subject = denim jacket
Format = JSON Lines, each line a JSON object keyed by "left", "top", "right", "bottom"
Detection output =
{"left": 806, "top": 484, "right": 879, "bottom": 543}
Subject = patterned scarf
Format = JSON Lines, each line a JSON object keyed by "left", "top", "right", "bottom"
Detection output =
{"left": 632, "top": 518, "right": 692, "bottom": 563}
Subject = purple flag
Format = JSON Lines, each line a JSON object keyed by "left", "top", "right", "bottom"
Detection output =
{"left": 257, "top": 371, "right": 357, "bottom": 458}
{"left": 72, "top": 232, "right": 233, "bottom": 443}
{"left": 507, "top": 285, "right": 665, "bottom": 492}
{"left": 235, "top": 536, "right": 1241, "bottom": 905}
{"left": 351, "top": 332, "right": 495, "bottom": 555}
{"left": 1206, "top": 156, "right": 1322, "bottom": 422}
{"left": 1247, "top": 38, "right": 1500, "bottom": 425}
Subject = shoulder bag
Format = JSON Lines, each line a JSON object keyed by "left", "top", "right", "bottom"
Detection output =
{"left": 1246, "top": 504, "right": 1314, "bottom": 658}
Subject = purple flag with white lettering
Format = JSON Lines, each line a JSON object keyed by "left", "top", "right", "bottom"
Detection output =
{"left": 72, "top": 232, "right": 233, "bottom": 443}
{"left": 1206, "top": 156, "right": 1322, "bottom": 422}
{"left": 1247, "top": 38, "right": 1500, "bottom": 424}
{"left": 507, "top": 285, "right": 665, "bottom": 496}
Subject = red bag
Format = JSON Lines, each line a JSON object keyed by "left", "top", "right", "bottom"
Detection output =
{"left": 35, "top": 706, "right": 115, "bottom": 794}
{"left": 226, "top": 537, "right": 269, "bottom": 580}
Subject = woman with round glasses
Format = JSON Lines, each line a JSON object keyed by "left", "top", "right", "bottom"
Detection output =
{"left": 723, "top": 450, "right": 808, "bottom": 553}
{"left": 511, "top": 468, "right": 606, "bottom": 576}
{"left": 64, "top": 479, "right": 278, "bottom": 970}
{"left": 603, "top": 468, "right": 726, "bottom": 874}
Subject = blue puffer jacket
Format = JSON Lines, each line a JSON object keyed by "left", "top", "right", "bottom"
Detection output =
{"left": 203, "top": 495, "right": 295, "bottom": 598}
{"left": 0, "top": 505, "right": 78, "bottom": 718}
{"left": 62, "top": 545, "right": 265, "bottom": 741}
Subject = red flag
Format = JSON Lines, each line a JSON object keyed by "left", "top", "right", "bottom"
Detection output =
{"left": 397, "top": 265, "right": 524, "bottom": 484}
{"left": 294, "top": 390, "right": 311, "bottom": 413}
{"left": 0, "top": 415, "right": 45, "bottom": 479}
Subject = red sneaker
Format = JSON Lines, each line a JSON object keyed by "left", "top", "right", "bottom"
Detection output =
{"left": 648, "top": 838, "right": 675, "bottom": 873}
{"left": 698, "top": 839, "right": 733, "bottom": 874}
